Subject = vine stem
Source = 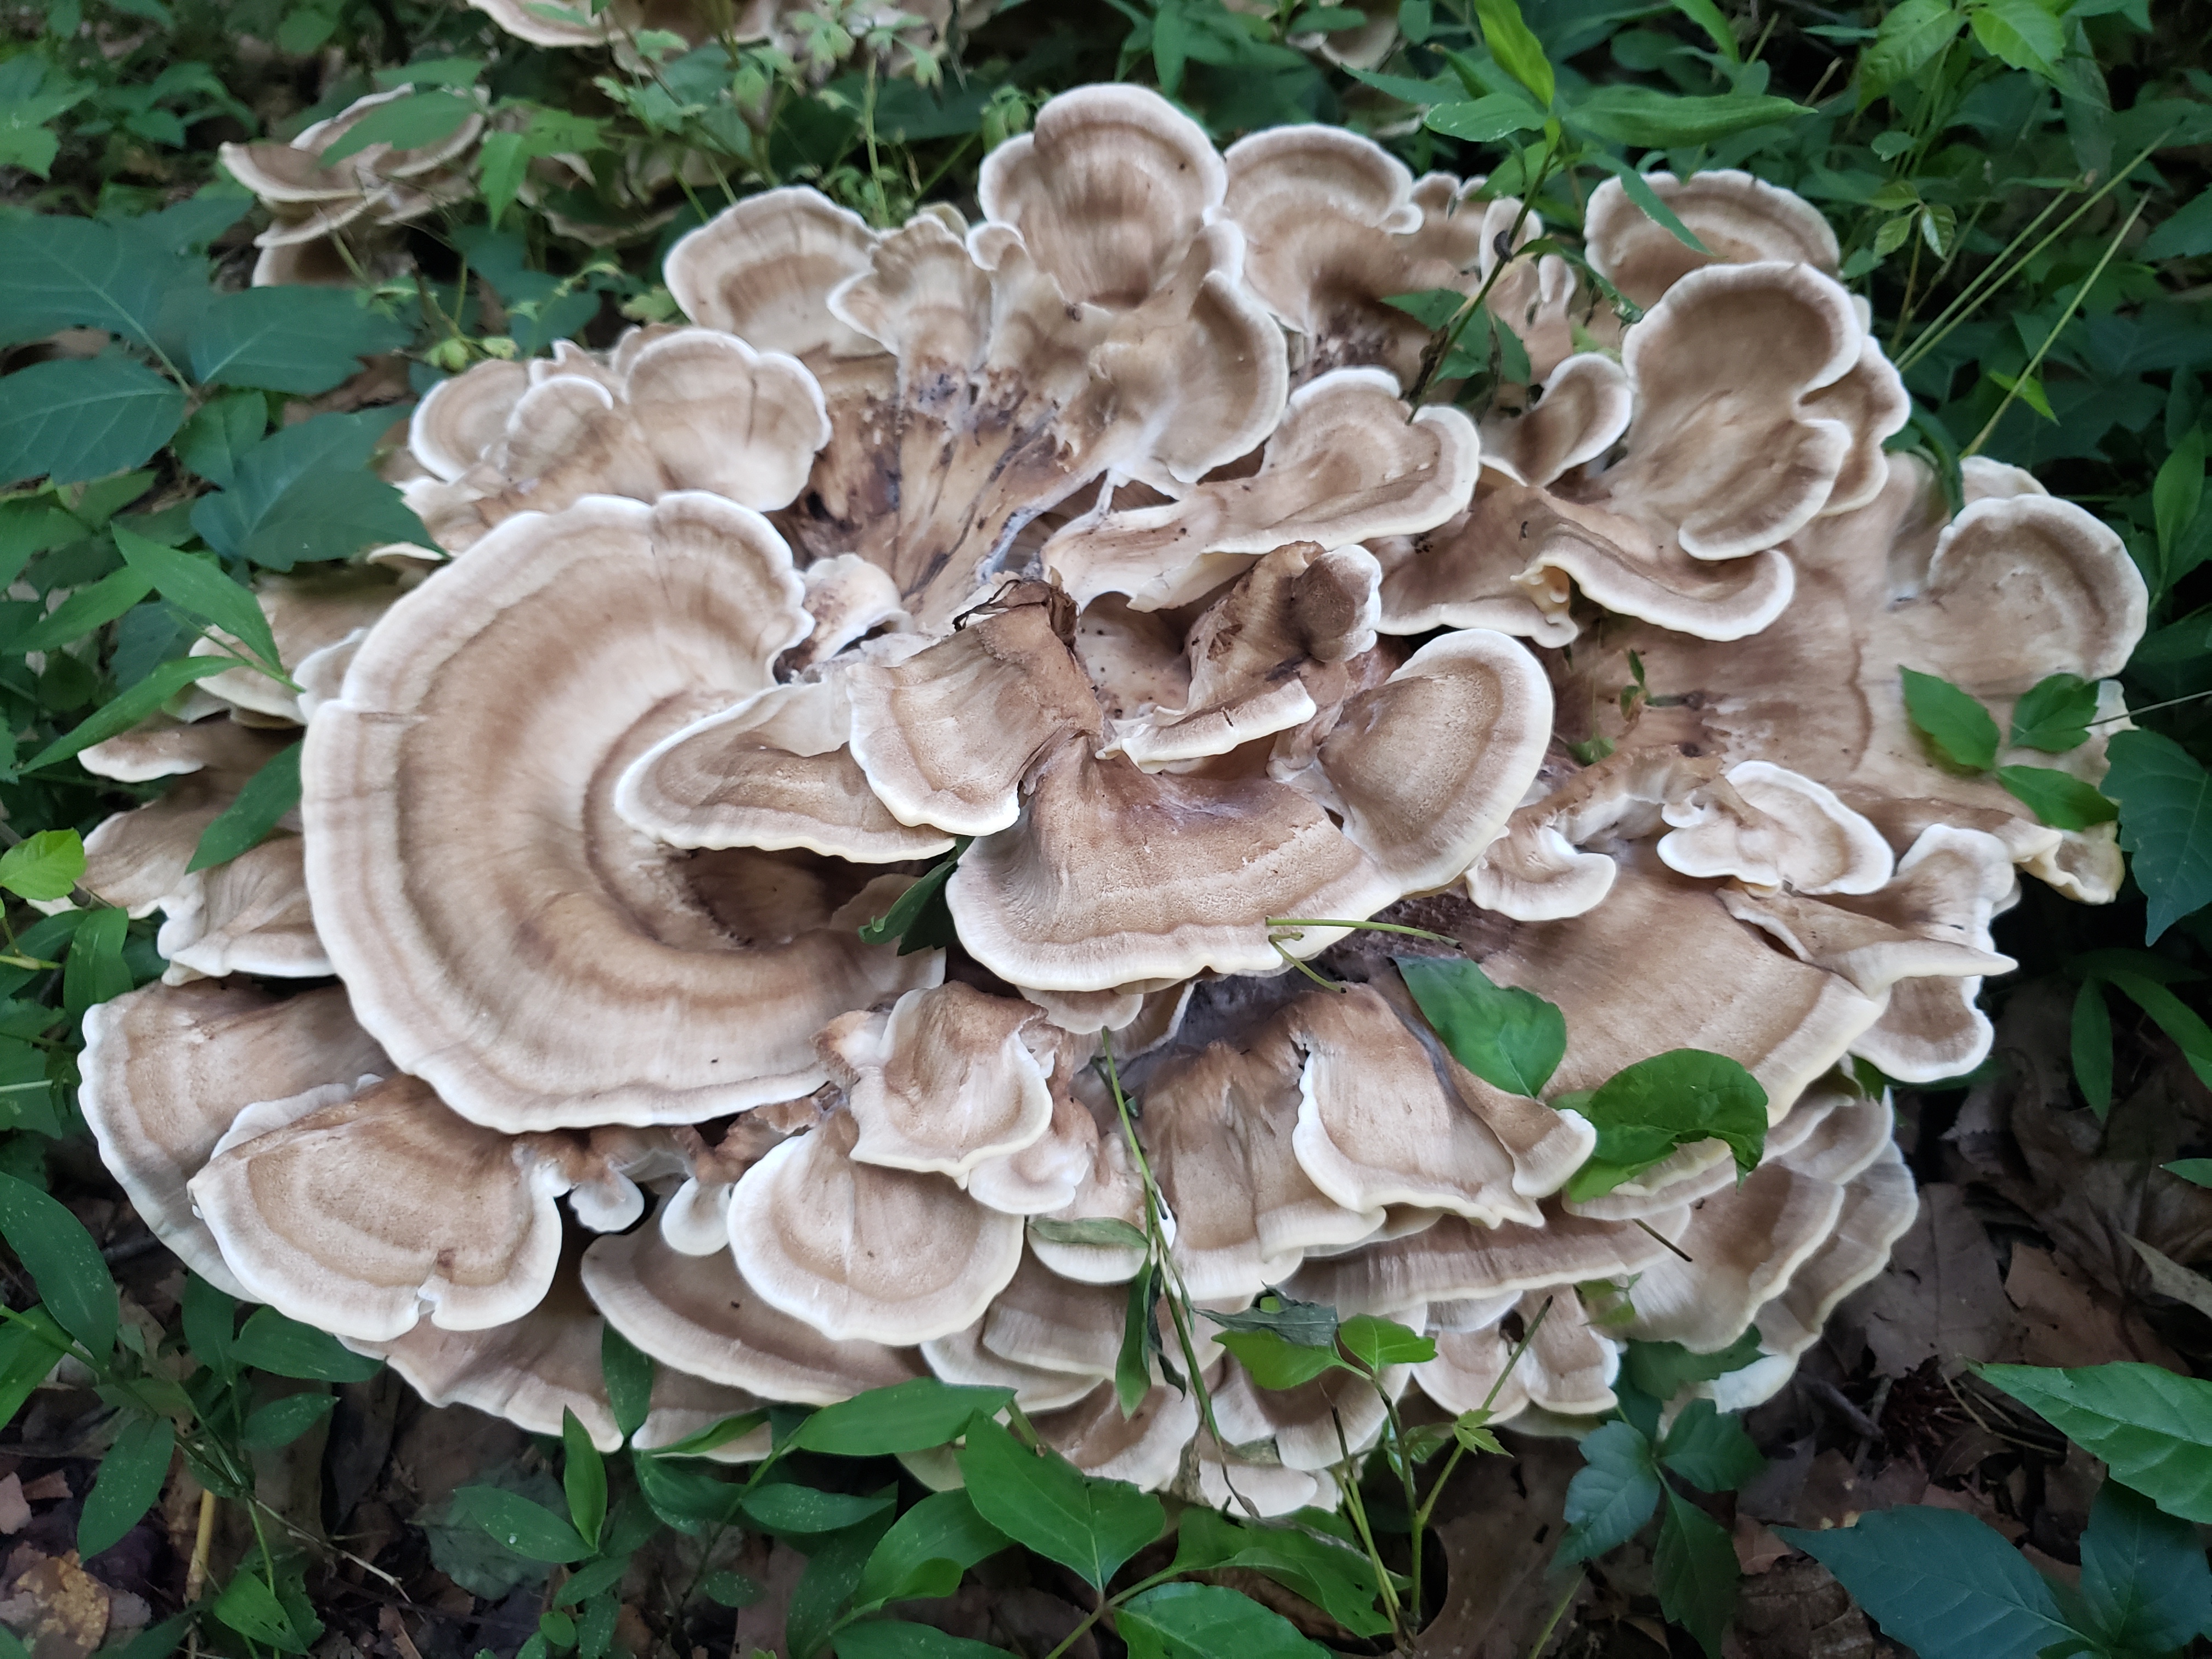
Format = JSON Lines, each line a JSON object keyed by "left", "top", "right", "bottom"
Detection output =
{"left": 185, "top": 1487, "right": 217, "bottom": 1601}
{"left": 1963, "top": 197, "right": 2146, "bottom": 458}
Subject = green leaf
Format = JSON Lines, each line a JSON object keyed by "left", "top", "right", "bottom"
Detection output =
{"left": 62, "top": 906, "right": 129, "bottom": 1021}
{"left": 2168, "top": 1159, "right": 2212, "bottom": 1188}
{"left": 478, "top": 131, "right": 532, "bottom": 230}
{"left": 1968, "top": 0, "right": 2064, "bottom": 77}
{"left": 1978, "top": 1363, "right": 2212, "bottom": 1523}
{"left": 854, "top": 1489, "right": 1010, "bottom": 1609}
{"left": 1118, "top": 1265, "right": 1157, "bottom": 1415}
{"left": 1471, "top": 0, "right": 1553, "bottom": 105}
{"left": 1424, "top": 95, "right": 1546, "bottom": 141}
{"left": 1620, "top": 1332, "right": 1762, "bottom": 1401}
{"left": 791, "top": 1378, "right": 1016, "bottom": 1456}
{"left": 22, "top": 656, "right": 234, "bottom": 772}
{"left": 2144, "top": 189, "right": 2212, "bottom": 260}
{"left": 315, "top": 90, "right": 475, "bottom": 166}
{"left": 374, "top": 57, "right": 487, "bottom": 88}
{"left": 1669, "top": 0, "right": 1739, "bottom": 61}
{"left": 78, "top": 1413, "right": 172, "bottom": 1558}
{"left": 1657, "top": 1400, "right": 1763, "bottom": 1492}
{"left": 189, "top": 743, "right": 302, "bottom": 873}
{"left": 2103, "top": 730, "right": 2212, "bottom": 944}
{"left": 1167, "top": 1510, "right": 1393, "bottom": 1639}
{"left": 0, "top": 358, "right": 185, "bottom": 487}
{"left": 241, "top": 1391, "right": 337, "bottom": 1449}
{"left": 189, "top": 408, "right": 425, "bottom": 572}
{"left": 1654, "top": 1488, "right": 1736, "bottom": 1659}
{"left": 1204, "top": 1289, "right": 1342, "bottom": 1347}
{"left": 833, "top": 1626, "right": 1011, "bottom": 1659}
{"left": 172, "top": 392, "right": 267, "bottom": 487}
{"left": 1217, "top": 1328, "right": 1353, "bottom": 1390}
{"left": 0, "top": 1308, "right": 74, "bottom": 1429}
{"left": 956, "top": 1414, "right": 1163, "bottom": 1590}
{"left": 1029, "top": 1215, "right": 1149, "bottom": 1250}
{"left": 1565, "top": 1049, "right": 1769, "bottom": 1201}
{"left": 0, "top": 829, "right": 83, "bottom": 901}
{"left": 0, "top": 1170, "right": 119, "bottom": 1357}
{"left": 2008, "top": 673, "right": 2101, "bottom": 752}
{"left": 185, "top": 287, "right": 410, "bottom": 396}
{"left": 1779, "top": 1506, "right": 2076, "bottom": 1658}
{"left": 2078, "top": 1479, "right": 2212, "bottom": 1654}
{"left": 0, "top": 215, "right": 192, "bottom": 351}
{"left": 1396, "top": 955, "right": 1566, "bottom": 1097}
{"left": 1337, "top": 1314, "right": 1436, "bottom": 1370}
{"left": 1565, "top": 87, "right": 1808, "bottom": 146}
{"left": 646, "top": 1408, "right": 769, "bottom": 1458}
{"left": 632, "top": 1450, "right": 744, "bottom": 1532}
{"left": 787, "top": 1504, "right": 897, "bottom": 1659}
{"left": 448, "top": 1486, "right": 592, "bottom": 1563}
{"left": 212, "top": 1568, "right": 310, "bottom": 1652}
{"left": 232, "top": 1305, "right": 383, "bottom": 1381}
{"left": 1996, "top": 765, "right": 2117, "bottom": 830}
{"left": 2153, "top": 429, "right": 2205, "bottom": 572}
{"left": 551, "top": 1556, "right": 631, "bottom": 1610}
{"left": 1116, "top": 1582, "right": 1329, "bottom": 1659}
{"left": 2104, "top": 969, "right": 2212, "bottom": 1087}
{"left": 10, "top": 565, "right": 156, "bottom": 655}
{"left": 738, "top": 1483, "right": 896, "bottom": 1536}
{"left": 1862, "top": 0, "right": 1965, "bottom": 98}
{"left": 1901, "top": 666, "right": 2000, "bottom": 771}
{"left": 1381, "top": 288, "right": 1466, "bottom": 331}
{"left": 115, "top": 526, "right": 284, "bottom": 670}
{"left": 601, "top": 1324, "right": 653, "bottom": 1441}
{"left": 2071, "top": 980, "right": 2114, "bottom": 1118}
{"left": 856, "top": 836, "right": 968, "bottom": 953}
{"left": 1584, "top": 152, "right": 1713, "bottom": 254}
{"left": 1560, "top": 1419, "right": 1662, "bottom": 1561}
{"left": 562, "top": 1408, "right": 607, "bottom": 1550}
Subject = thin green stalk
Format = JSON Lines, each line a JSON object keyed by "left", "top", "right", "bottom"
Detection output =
{"left": 1898, "top": 131, "right": 2165, "bottom": 373}
{"left": 1409, "top": 1296, "right": 1553, "bottom": 1537}
{"left": 1965, "top": 197, "right": 2145, "bottom": 458}
{"left": 1330, "top": 1409, "right": 1407, "bottom": 1641}
{"left": 1406, "top": 135, "right": 1562, "bottom": 405}
{"left": 1523, "top": 1569, "right": 1583, "bottom": 1659}
{"left": 2089, "top": 687, "right": 2212, "bottom": 724}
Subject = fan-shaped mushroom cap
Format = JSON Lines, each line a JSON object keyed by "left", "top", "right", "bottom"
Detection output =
{"left": 1139, "top": 1021, "right": 1383, "bottom": 1301}
{"left": 1612, "top": 262, "right": 1904, "bottom": 561}
{"left": 948, "top": 735, "right": 1397, "bottom": 994}
{"left": 725, "top": 1110, "right": 1025, "bottom": 1344}
{"left": 1281, "top": 629, "right": 1552, "bottom": 895}
{"left": 1214, "top": 1352, "right": 1412, "bottom": 1471}
{"left": 1107, "top": 541, "right": 1384, "bottom": 769}
{"left": 1032, "top": 1383, "right": 1199, "bottom": 1490}
{"left": 190, "top": 1075, "right": 575, "bottom": 1342}
{"left": 1468, "top": 748, "right": 1712, "bottom": 921}
{"left": 1722, "top": 825, "right": 2019, "bottom": 1082}
{"left": 977, "top": 1252, "right": 1127, "bottom": 1379}
{"left": 1557, "top": 455, "right": 2145, "bottom": 902}
{"left": 411, "top": 331, "right": 831, "bottom": 554}
{"left": 665, "top": 187, "right": 883, "bottom": 359}
{"left": 156, "top": 836, "right": 328, "bottom": 980}
{"left": 1192, "top": 1444, "right": 1341, "bottom": 1518}
{"left": 1284, "top": 1200, "right": 1686, "bottom": 1318}
{"left": 967, "top": 1067, "right": 1102, "bottom": 1216}
{"left": 846, "top": 602, "right": 1103, "bottom": 836}
{"left": 365, "top": 1252, "right": 771, "bottom": 1458}
{"left": 304, "top": 492, "right": 941, "bottom": 1132}
{"left": 1613, "top": 1093, "right": 1899, "bottom": 1356}
{"left": 1028, "top": 1126, "right": 1157, "bottom": 1284}
{"left": 1480, "top": 354, "right": 1634, "bottom": 489}
{"left": 582, "top": 1221, "right": 923, "bottom": 1406}
{"left": 1045, "top": 370, "right": 1479, "bottom": 612}
{"left": 1585, "top": 171, "right": 1839, "bottom": 311}
{"left": 1470, "top": 860, "right": 1884, "bottom": 1116}
{"left": 195, "top": 567, "right": 408, "bottom": 724}
{"left": 614, "top": 676, "right": 955, "bottom": 862}
{"left": 976, "top": 84, "right": 1224, "bottom": 311}
{"left": 1414, "top": 1290, "right": 1621, "bottom": 1420}
{"left": 918, "top": 1319, "right": 1101, "bottom": 1412}
{"left": 78, "top": 981, "right": 387, "bottom": 1297}
{"left": 1658, "top": 762, "right": 1895, "bottom": 895}
{"left": 78, "top": 719, "right": 296, "bottom": 918}
{"left": 410, "top": 360, "right": 530, "bottom": 482}
{"left": 1729, "top": 1139, "right": 1916, "bottom": 1403}
{"left": 466, "top": 0, "right": 742, "bottom": 48}
{"left": 1286, "top": 986, "right": 1544, "bottom": 1226}
{"left": 822, "top": 983, "right": 1054, "bottom": 1177}
{"left": 787, "top": 555, "right": 909, "bottom": 673}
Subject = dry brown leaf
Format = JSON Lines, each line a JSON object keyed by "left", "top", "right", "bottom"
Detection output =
{"left": 0, "top": 1547, "right": 112, "bottom": 1659}
{"left": 1846, "top": 1184, "right": 2010, "bottom": 1378}
{"left": 2124, "top": 1234, "right": 2212, "bottom": 1319}
{"left": 2000, "top": 1245, "right": 2185, "bottom": 1370}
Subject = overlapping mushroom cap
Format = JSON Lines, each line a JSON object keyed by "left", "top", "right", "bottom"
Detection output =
{"left": 81, "top": 87, "right": 2140, "bottom": 1509}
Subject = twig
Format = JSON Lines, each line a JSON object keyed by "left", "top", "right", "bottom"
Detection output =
{"left": 185, "top": 1488, "right": 217, "bottom": 1602}
{"left": 1634, "top": 1218, "right": 1692, "bottom": 1263}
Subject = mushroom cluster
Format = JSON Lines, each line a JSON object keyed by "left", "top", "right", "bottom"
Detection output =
{"left": 84, "top": 87, "right": 2143, "bottom": 1504}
